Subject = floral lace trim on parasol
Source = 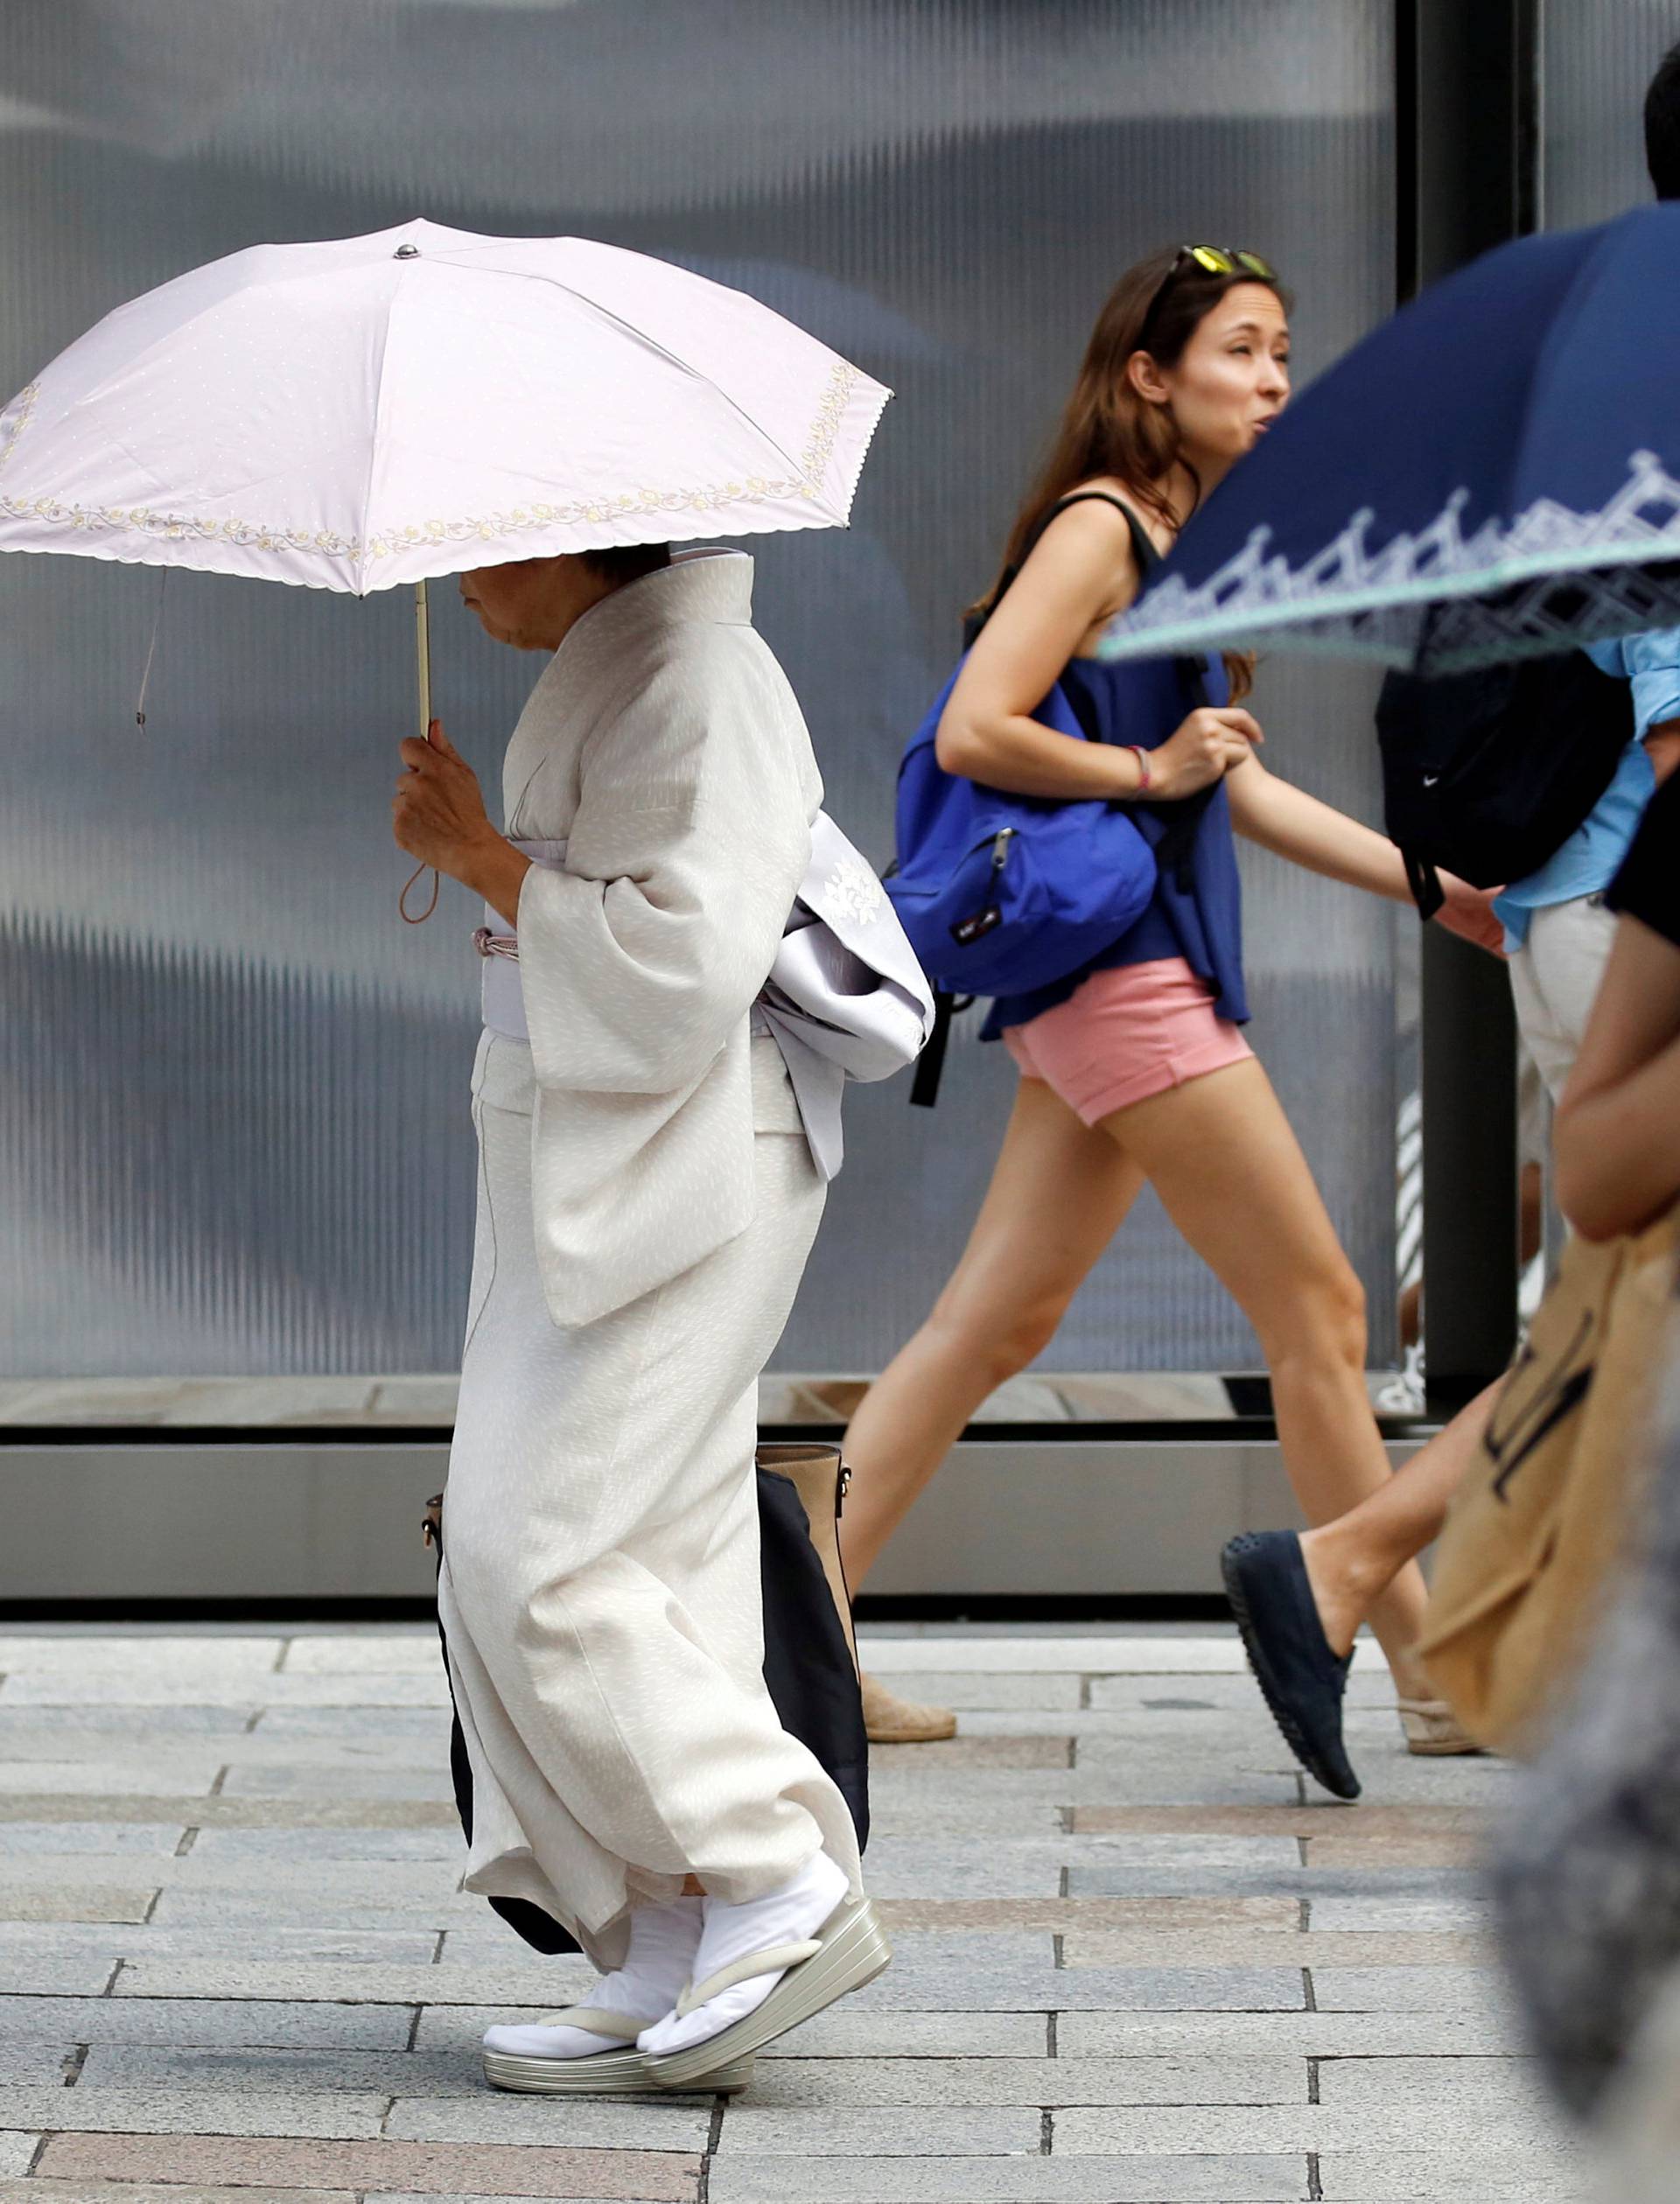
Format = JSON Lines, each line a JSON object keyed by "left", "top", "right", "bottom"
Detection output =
{"left": 0, "top": 363, "right": 864, "bottom": 565}
{"left": 1100, "top": 448, "right": 1680, "bottom": 672}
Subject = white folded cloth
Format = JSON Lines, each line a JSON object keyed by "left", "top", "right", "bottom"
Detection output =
{"left": 752, "top": 813, "right": 934, "bottom": 1178}
{"left": 478, "top": 817, "right": 932, "bottom": 1181}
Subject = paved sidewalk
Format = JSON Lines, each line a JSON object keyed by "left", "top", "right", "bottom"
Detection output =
{"left": 0, "top": 1622, "right": 1584, "bottom": 2202}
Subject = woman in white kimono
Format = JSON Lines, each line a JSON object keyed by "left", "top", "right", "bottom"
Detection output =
{"left": 391, "top": 540, "right": 888, "bottom": 2095}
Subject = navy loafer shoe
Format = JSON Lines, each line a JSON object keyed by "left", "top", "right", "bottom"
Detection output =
{"left": 1222, "top": 1529, "right": 1361, "bottom": 1801}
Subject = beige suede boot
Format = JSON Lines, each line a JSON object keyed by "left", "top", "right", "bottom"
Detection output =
{"left": 1396, "top": 1697, "right": 1488, "bottom": 1756}
{"left": 861, "top": 1671, "right": 956, "bottom": 1744}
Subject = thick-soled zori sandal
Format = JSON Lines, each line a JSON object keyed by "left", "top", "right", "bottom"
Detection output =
{"left": 640, "top": 1895, "right": 892, "bottom": 2090}
{"left": 482, "top": 2002, "right": 754, "bottom": 2096}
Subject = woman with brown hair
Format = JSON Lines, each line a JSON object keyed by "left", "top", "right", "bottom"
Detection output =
{"left": 845, "top": 248, "right": 1500, "bottom": 1781}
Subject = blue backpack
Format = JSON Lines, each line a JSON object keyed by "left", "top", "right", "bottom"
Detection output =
{"left": 885, "top": 493, "right": 1163, "bottom": 1001}
{"left": 886, "top": 666, "right": 1157, "bottom": 1000}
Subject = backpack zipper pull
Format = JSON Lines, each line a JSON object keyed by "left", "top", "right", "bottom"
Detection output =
{"left": 991, "top": 828, "right": 1014, "bottom": 870}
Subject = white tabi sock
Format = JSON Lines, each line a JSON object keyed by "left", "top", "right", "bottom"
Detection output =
{"left": 481, "top": 1896, "right": 703, "bottom": 2061}
{"left": 638, "top": 1850, "right": 849, "bottom": 2057}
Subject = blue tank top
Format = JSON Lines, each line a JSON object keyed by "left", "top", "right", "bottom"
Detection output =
{"left": 982, "top": 647, "right": 1250, "bottom": 1036}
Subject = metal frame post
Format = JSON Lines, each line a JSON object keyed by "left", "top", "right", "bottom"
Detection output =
{"left": 1396, "top": 0, "right": 1540, "bottom": 1410}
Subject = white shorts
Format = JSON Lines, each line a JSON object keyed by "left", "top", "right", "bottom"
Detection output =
{"left": 1508, "top": 893, "right": 1620, "bottom": 1108}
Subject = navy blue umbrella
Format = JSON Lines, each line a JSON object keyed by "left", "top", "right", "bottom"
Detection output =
{"left": 1099, "top": 203, "right": 1680, "bottom": 673}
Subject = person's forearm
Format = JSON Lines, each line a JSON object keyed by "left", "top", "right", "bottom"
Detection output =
{"left": 1555, "top": 1032, "right": 1680, "bottom": 1240}
{"left": 1227, "top": 758, "right": 1410, "bottom": 899}
{"left": 1643, "top": 719, "right": 1680, "bottom": 787}
{"left": 935, "top": 712, "right": 1143, "bottom": 801}
{"left": 457, "top": 830, "right": 533, "bottom": 931}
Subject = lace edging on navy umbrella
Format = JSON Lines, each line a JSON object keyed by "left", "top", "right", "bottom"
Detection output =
{"left": 1100, "top": 449, "right": 1680, "bottom": 675}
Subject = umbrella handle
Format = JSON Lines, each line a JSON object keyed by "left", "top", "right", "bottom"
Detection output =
{"left": 415, "top": 577, "right": 431, "bottom": 739}
{"left": 400, "top": 578, "right": 439, "bottom": 923}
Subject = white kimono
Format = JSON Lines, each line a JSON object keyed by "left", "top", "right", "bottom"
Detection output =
{"left": 438, "top": 550, "right": 863, "bottom": 1970}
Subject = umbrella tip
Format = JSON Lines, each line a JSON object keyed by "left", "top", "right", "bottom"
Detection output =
{"left": 394, "top": 242, "right": 420, "bottom": 261}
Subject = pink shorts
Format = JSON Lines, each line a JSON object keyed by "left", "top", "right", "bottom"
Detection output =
{"left": 1003, "top": 957, "right": 1253, "bottom": 1125}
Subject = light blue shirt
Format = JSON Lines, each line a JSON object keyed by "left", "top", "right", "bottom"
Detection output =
{"left": 1492, "top": 629, "right": 1680, "bottom": 951}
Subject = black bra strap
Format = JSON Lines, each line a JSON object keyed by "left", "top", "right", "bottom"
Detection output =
{"left": 1024, "top": 490, "right": 1159, "bottom": 576}
{"left": 968, "top": 491, "right": 1160, "bottom": 642}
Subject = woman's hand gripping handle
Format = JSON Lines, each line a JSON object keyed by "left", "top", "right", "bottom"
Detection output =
{"left": 1130, "top": 706, "right": 1264, "bottom": 802}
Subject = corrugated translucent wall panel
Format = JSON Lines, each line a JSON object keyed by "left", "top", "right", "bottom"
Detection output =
{"left": 1, "top": 0, "right": 1398, "bottom": 1382}
{"left": 1543, "top": 0, "right": 1676, "bottom": 229}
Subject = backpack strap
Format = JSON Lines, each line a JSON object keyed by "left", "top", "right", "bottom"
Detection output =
{"left": 909, "top": 987, "right": 972, "bottom": 1109}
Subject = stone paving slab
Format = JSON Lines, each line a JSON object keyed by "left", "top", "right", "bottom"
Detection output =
{"left": 865, "top": 1799, "right": 1072, "bottom": 1836}
{"left": 32, "top": 2138, "right": 698, "bottom": 2201}
{"left": 1056, "top": 2010, "right": 1520, "bottom": 2059}
{"left": 738, "top": 2054, "right": 1307, "bottom": 2106}
{"left": 1315, "top": 2054, "right": 1550, "bottom": 2110}
{"left": 0, "top": 1891, "right": 156, "bottom": 1927}
{"left": 854, "top": 1635, "right": 1389, "bottom": 1676}
{"left": 0, "top": 1796, "right": 458, "bottom": 1832}
{"left": 0, "top": 2041, "right": 79, "bottom": 2084}
{"left": 0, "top": 2094, "right": 392, "bottom": 2143}
{"left": 110, "top": 1962, "right": 593, "bottom": 2006}
{"left": 0, "top": 1764, "right": 228, "bottom": 1799}
{"left": 0, "top": 1957, "right": 119, "bottom": 1998}
{"left": 0, "top": 2150, "right": 38, "bottom": 2184}
{"left": 3, "top": 1927, "right": 445, "bottom": 1968}
{"left": 360, "top": 2195, "right": 676, "bottom": 2204}
{"left": 1063, "top": 1772, "right": 1307, "bottom": 1809}
{"left": 878, "top": 1897, "right": 1302, "bottom": 1934}
{"left": 852, "top": 1963, "right": 1309, "bottom": 2013}
{"left": 864, "top": 1673, "right": 1084, "bottom": 1711}
{"left": 1068, "top": 1861, "right": 1483, "bottom": 1901}
{"left": 214, "top": 1771, "right": 456, "bottom": 1804}
{"left": 1306, "top": 1966, "right": 1514, "bottom": 2014}
{"left": 0, "top": 1998, "right": 416, "bottom": 2050}
{"left": 0, "top": 1679, "right": 451, "bottom": 1711}
{"left": 0, "top": 2187, "right": 356, "bottom": 2204}
{"left": 706, "top": 2157, "right": 1307, "bottom": 2201}
{"left": 188, "top": 1829, "right": 462, "bottom": 1863}
{"left": 1313, "top": 2151, "right": 1591, "bottom": 2201}
{"left": 1067, "top": 1803, "right": 1471, "bottom": 1837}
{"left": 879, "top": 1834, "right": 1304, "bottom": 1875}
{"left": 1054, "top": 2103, "right": 1574, "bottom": 2152}
{"left": 0, "top": 1711, "right": 256, "bottom": 1738}
{"left": 0, "top": 1641, "right": 284, "bottom": 1676}
{"left": 149, "top": 1895, "right": 478, "bottom": 1934}
{"left": 276, "top": 1641, "right": 444, "bottom": 1676}
{"left": 101, "top": 1859, "right": 461, "bottom": 1900}
{"left": 1058, "top": 1930, "right": 1490, "bottom": 1969}
{"left": 711, "top": 2106, "right": 1042, "bottom": 2154}
{"left": 383, "top": 2101, "right": 712, "bottom": 2151}
{"left": 252, "top": 1711, "right": 452, "bottom": 1739}
{"left": 0, "top": 1827, "right": 185, "bottom": 1858}
{"left": 1082, "top": 1674, "right": 1396, "bottom": 1712}
{"left": 74, "top": 2049, "right": 480, "bottom": 2096}
{"left": 871, "top": 1735, "right": 1072, "bottom": 1771}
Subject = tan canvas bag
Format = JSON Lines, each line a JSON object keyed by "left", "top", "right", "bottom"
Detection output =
{"left": 1418, "top": 1202, "right": 1680, "bottom": 1754}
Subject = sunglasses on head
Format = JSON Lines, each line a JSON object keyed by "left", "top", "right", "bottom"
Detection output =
{"left": 1143, "top": 245, "right": 1278, "bottom": 335}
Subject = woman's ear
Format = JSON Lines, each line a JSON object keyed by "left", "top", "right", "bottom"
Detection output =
{"left": 1126, "top": 348, "right": 1171, "bottom": 406}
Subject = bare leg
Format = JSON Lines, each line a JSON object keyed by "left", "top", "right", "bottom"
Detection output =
{"left": 841, "top": 1075, "right": 1144, "bottom": 1586}
{"left": 1300, "top": 1378, "right": 1500, "bottom": 1656}
{"left": 1099, "top": 1060, "right": 1432, "bottom": 1696}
